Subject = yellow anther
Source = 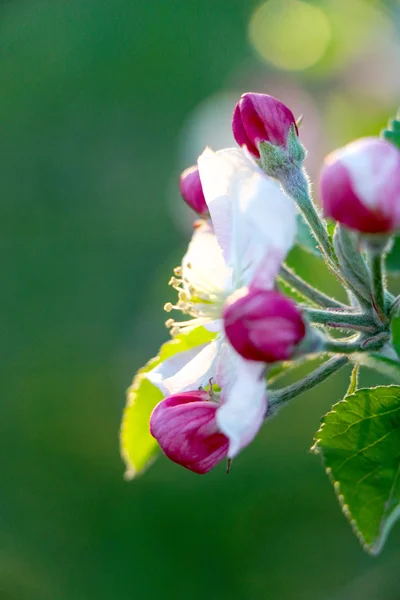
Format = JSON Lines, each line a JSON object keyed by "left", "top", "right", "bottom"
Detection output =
{"left": 164, "top": 302, "right": 174, "bottom": 312}
{"left": 165, "top": 318, "right": 175, "bottom": 328}
{"left": 174, "top": 266, "right": 183, "bottom": 276}
{"left": 169, "top": 276, "right": 183, "bottom": 288}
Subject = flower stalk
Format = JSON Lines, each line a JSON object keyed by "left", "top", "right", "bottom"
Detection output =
{"left": 279, "top": 264, "right": 345, "bottom": 310}
{"left": 268, "top": 355, "right": 349, "bottom": 410}
{"left": 333, "top": 225, "right": 372, "bottom": 308}
{"left": 303, "top": 307, "right": 376, "bottom": 330}
{"left": 323, "top": 331, "right": 390, "bottom": 354}
{"left": 281, "top": 168, "right": 337, "bottom": 267}
{"left": 368, "top": 250, "right": 387, "bottom": 321}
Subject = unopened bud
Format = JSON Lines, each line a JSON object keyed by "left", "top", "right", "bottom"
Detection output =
{"left": 150, "top": 391, "right": 229, "bottom": 474}
{"left": 223, "top": 288, "right": 306, "bottom": 363}
{"left": 232, "top": 92, "right": 298, "bottom": 159}
{"left": 179, "top": 166, "right": 208, "bottom": 215}
{"left": 320, "top": 137, "right": 400, "bottom": 234}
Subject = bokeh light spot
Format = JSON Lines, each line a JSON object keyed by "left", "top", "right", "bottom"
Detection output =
{"left": 249, "top": 0, "right": 332, "bottom": 70}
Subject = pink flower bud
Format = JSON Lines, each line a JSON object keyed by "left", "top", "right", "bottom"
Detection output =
{"left": 179, "top": 166, "right": 208, "bottom": 215}
{"left": 150, "top": 391, "right": 229, "bottom": 474}
{"left": 223, "top": 288, "right": 306, "bottom": 363}
{"left": 232, "top": 93, "right": 298, "bottom": 158}
{"left": 320, "top": 138, "right": 400, "bottom": 234}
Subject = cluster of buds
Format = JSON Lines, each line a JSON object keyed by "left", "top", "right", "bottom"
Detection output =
{"left": 152, "top": 285, "right": 308, "bottom": 474}
{"left": 124, "top": 91, "right": 400, "bottom": 478}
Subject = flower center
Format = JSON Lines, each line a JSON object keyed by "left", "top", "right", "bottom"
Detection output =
{"left": 164, "top": 264, "right": 225, "bottom": 336}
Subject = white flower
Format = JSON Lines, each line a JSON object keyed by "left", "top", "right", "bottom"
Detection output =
{"left": 147, "top": 147, "right": 297, "bottom": 458}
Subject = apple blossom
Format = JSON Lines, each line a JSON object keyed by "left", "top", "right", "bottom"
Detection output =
{"left": 121, "top": 96, "right": 400, "bottom": 556}
{"left": 320, "top": 137, "right": 400, "bottom": 234}
{"left": 146, "top": 147, "right": 297, "bottom": 464}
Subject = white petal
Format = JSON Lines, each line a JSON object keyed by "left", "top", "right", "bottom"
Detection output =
{"left": 198, "top": 147, "right": 297, "bottom": 289}
{"left": 197, "top": 147, "right": 234, "bottom": 263}
{"left": 146, "top": 339, "right": 220, "bottom": 396}
{"left": 337, "top": 137, "right": 400, "bottom": 210}
{"left": 182, "top": 220, "right": 232, "bottom": 297}
{"left": 215, "top": 341, "right": 267, "bottom": 457}
{"left": 204, "top": 318, "right": 223, "bottom": 333}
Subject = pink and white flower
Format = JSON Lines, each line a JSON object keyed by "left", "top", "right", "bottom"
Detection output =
{"left": 147, "top": 147, "right": 297, "bottom": 472}
{"left": 320, "top": 137, "right": 400, "bottom": 234}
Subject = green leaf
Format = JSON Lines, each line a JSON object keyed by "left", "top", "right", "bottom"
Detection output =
{"left": 120, "top": 374, "right": 163, "bottom": 479}
{"left": 327, "top": 220, "right": 336, "bottom": 239}
{"left": 391, "top": 312, "right": 400, "bottom": 357}
{"left": 386, "top": 237, "right": 400, "bottom": 274}
{"left": 120, "top": 326, "right": 215, "bottom": 478}
{"left": 346, "top": 364, "right": 359, "bottom": 396}
{"left": 381, "top": 113, "right": 400, "bottom": 150}
{"left": 313, "top": 385, "right": 400, "bottom": 555}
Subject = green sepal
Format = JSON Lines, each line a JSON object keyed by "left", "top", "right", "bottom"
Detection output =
{"left": 381, "top": 110, "right": 400, "bottom": 150}
{"left": 258, "top": 125, "right": 306, "bottom": 177}
{"left": 258, "top": 140, "right": 289, "bottom": 175}
{"left": 286, "top": 124, "right": 307, "bottom": 164}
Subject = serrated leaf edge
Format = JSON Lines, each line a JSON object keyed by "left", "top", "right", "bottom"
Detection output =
{"left": 311, "top": 385, "right": 400, "bottom": 555}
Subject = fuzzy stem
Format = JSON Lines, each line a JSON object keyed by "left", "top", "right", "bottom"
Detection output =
{"left": 268, "top": 355, "right": 349, "bottom": 409}
{"left": 323, "top": 332, "right": 389, "bottom": 354}
{"left": 279, "top": 264, "right": 346, "bottom": 309}
{"left": 369, "top": 251, "right": 386, "bottom": 318}
{"left": 333, "top": 225, "right": 372, "bottom": 309}
{"left": 303, "top": 307, "right": 376, "bottom": 329}
{"left": 281, "top": 168, "right": 336, "bottom": 266}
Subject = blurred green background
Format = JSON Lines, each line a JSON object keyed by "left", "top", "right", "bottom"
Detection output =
{"left": 3, "top": 0, "right": 400, "bottom": 598}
